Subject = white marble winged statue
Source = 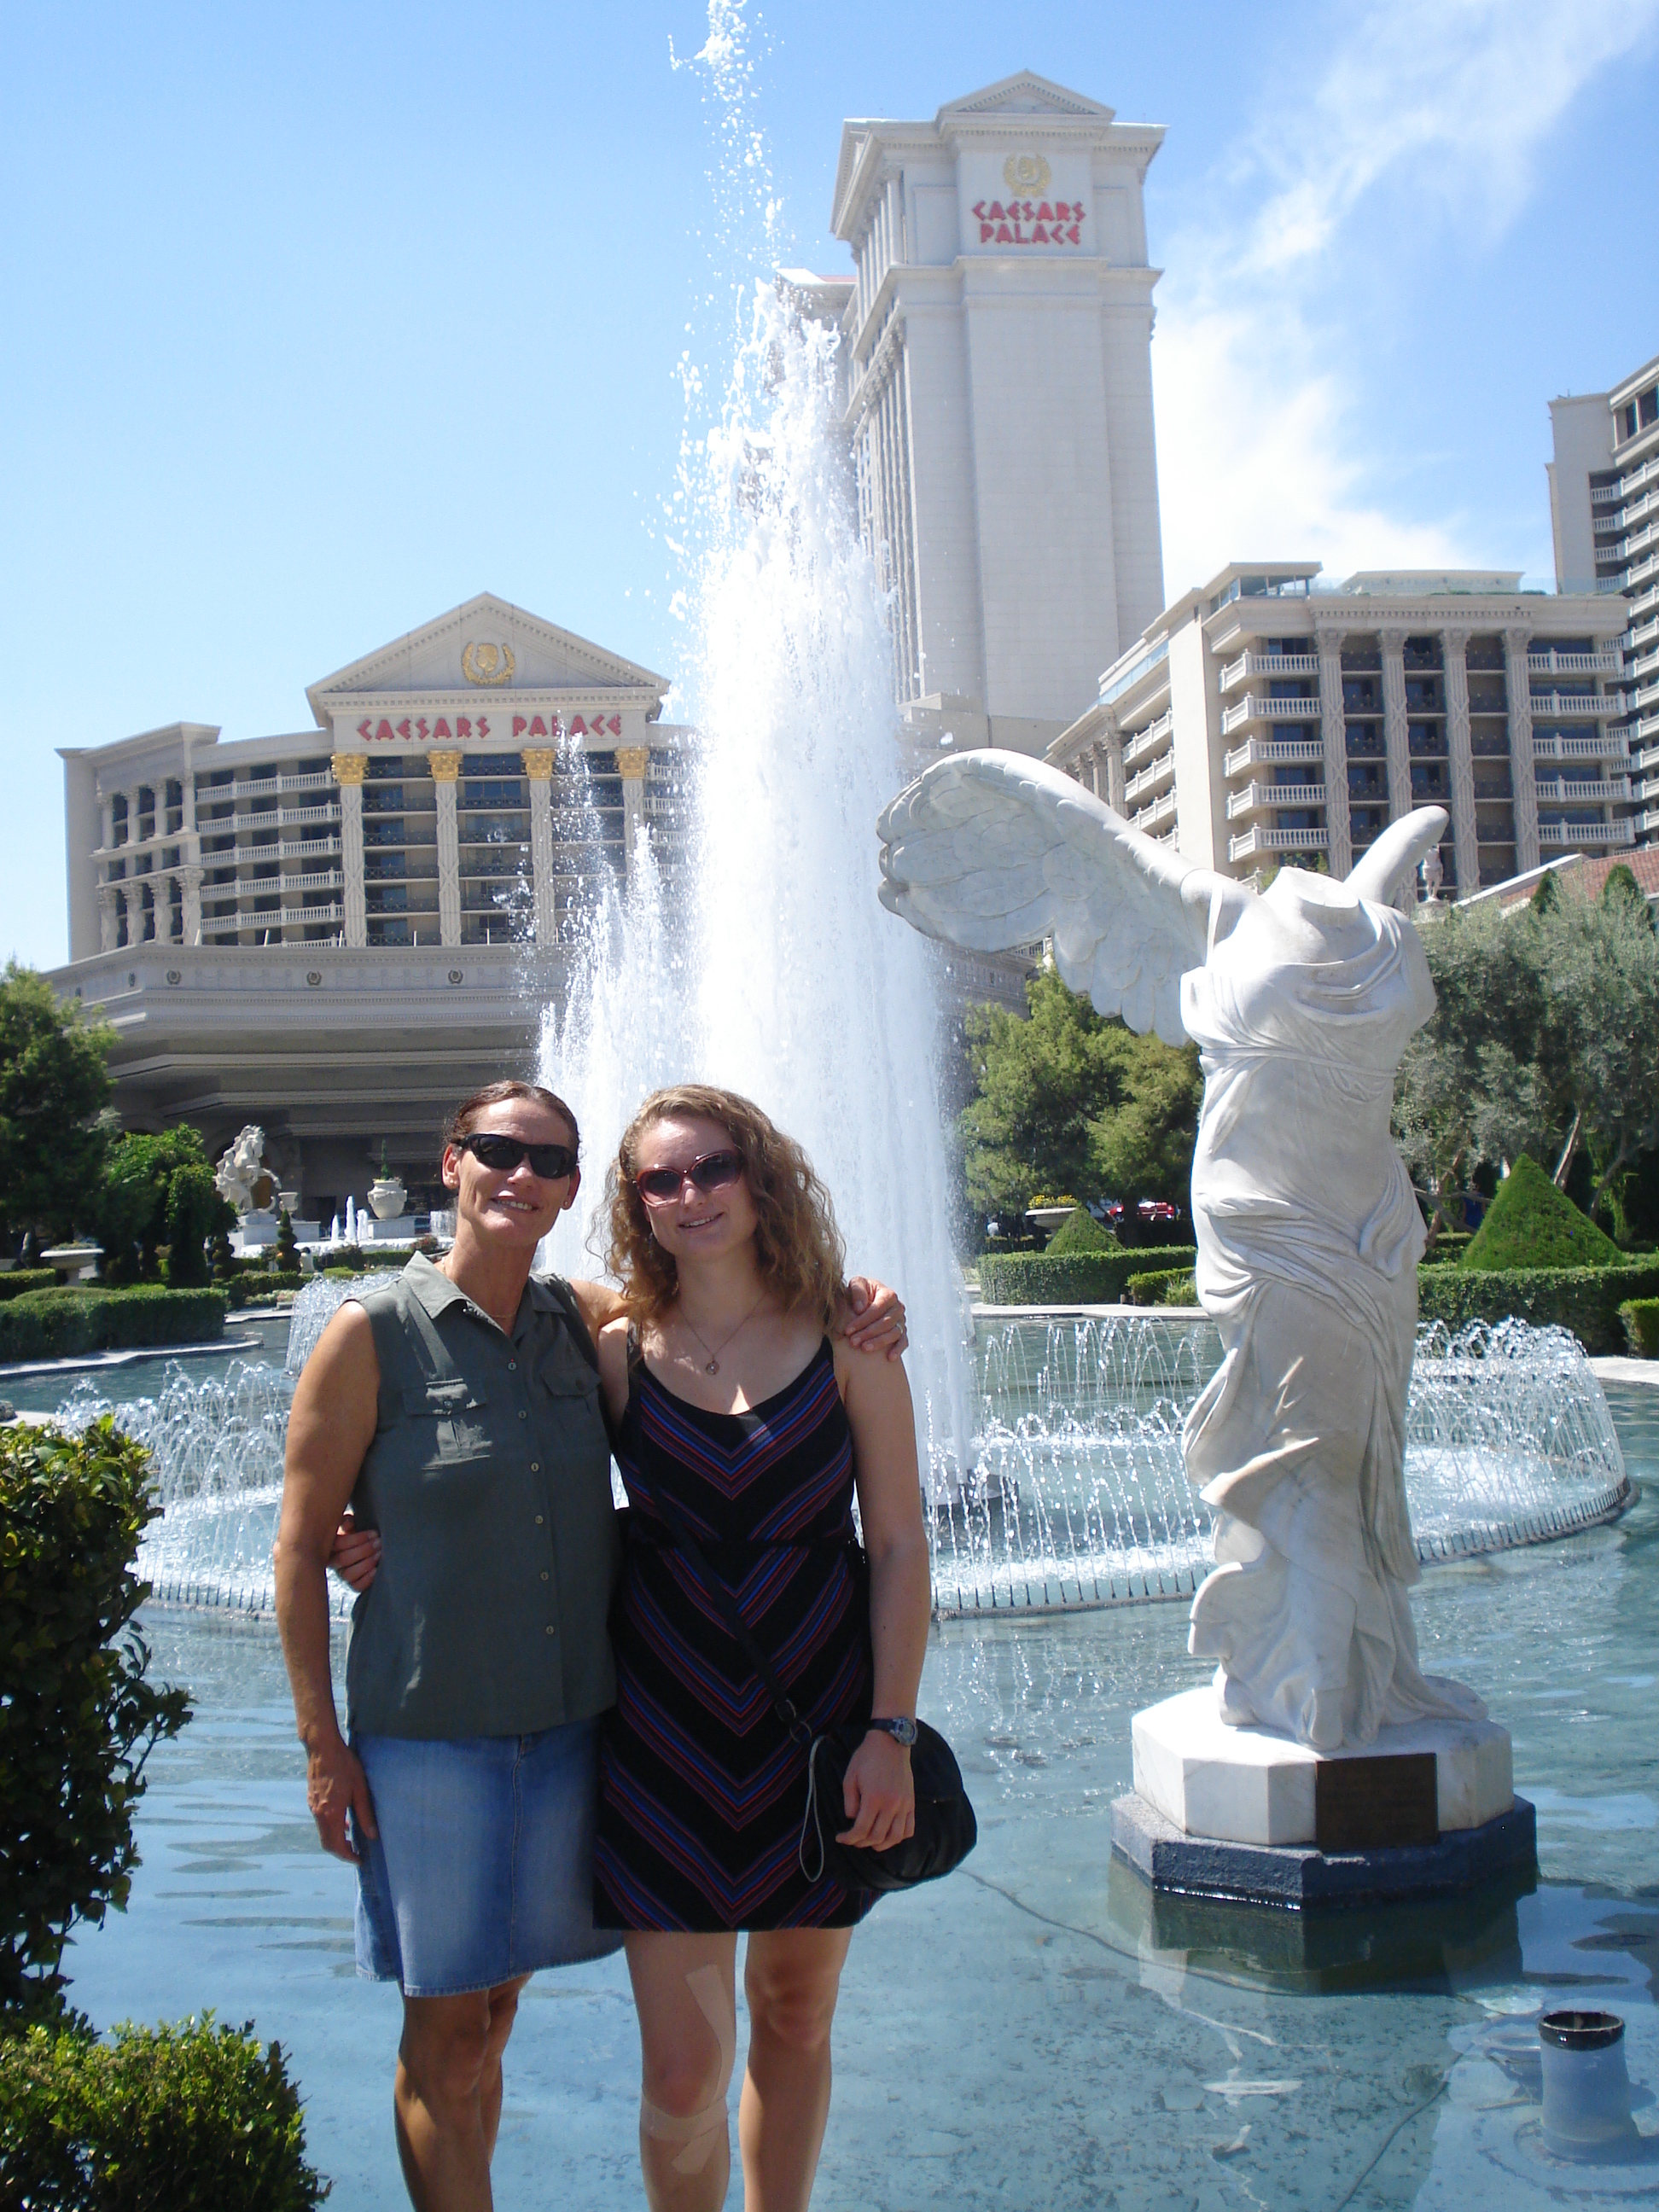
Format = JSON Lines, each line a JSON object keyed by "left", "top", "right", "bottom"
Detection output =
{"left": 877, "top": 752, "right": 1486, "bottom": 1754}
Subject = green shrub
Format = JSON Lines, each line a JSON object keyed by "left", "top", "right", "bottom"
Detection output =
{"left": 1418, "top": 1261, "right": 1659, "bottom": 1354}
{"left": 0, "top": 1270, "right": 61, "bottom": 1303}
{"left": 0, "top": 2014, "right": 329, "bottom": 2208}
{"left": 163, "top": 1161, "right": 225, "bottom": 1289}
{"left": 1620, "top": 1299, "right": 1659, "bottom": 1357}
{"left": 226, "top": 1273, "right": 305, "bottom": 1308}
{"left": 1462, "top": 1154, "right": 1620, "bottom": 1271}
{"left": 978, "top": 1247, "right": 1197, "bottom": 1307}
{"left": 1044, "top": 1208, "right": 1118, "bottom": 1254}
{"left": 0, "top": 1421, "right": 190, "bottom": 2016}
{"left": 1126, "top": 1267, "right": 1199, "bottom": 1307}
{"left": 0, "top": 1287, "right": 225, "bottom": 1364}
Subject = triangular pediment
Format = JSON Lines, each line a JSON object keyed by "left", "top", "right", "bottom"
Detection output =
{"left": 305, "top": 593, "right": 669, "bottom": 724}
{"left": 939, "top": 73, "right": 1115, "bottom": 124}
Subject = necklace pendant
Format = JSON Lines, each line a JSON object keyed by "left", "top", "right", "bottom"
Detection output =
{"left": 704, "top": 1358, "right": 719, "bottom": 1375}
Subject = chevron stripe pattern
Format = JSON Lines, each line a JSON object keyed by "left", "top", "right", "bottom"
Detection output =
{"left": 595, "top": 1339, "right": 874, "bottom": 1931}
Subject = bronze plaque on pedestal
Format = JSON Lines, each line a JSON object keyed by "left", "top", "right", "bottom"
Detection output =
{"left": 1314, "top": 1753, "right": 1439, "bottom": 1850}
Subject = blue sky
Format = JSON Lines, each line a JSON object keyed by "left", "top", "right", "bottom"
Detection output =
{"left": 3, "top": 0, "right": 1656, "bottom": 969}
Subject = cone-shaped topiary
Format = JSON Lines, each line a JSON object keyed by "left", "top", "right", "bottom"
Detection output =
{"left": 1461, "top": 1153, "right": 1620, "bottom": 1271}
{"left": 1045, "top": 1207, "right": 1119, "bottom": 1254}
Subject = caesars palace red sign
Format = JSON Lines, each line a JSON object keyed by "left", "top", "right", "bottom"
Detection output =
{"left": 972, "top": 199, "right": 1086, "bottom": 246}
{"left": 353, "top": 713, "right": 626, "bottom": 743}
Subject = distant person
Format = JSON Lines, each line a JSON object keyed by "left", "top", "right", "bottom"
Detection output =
{"left": 273, "top": 1079, "right": 905, "bottom": 2212}
{"left": 592, "top": 1084, "right": 931, "bottom": 2212}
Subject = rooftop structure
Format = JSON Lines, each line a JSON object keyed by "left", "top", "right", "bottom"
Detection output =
{"left": 1049, "top": 567, "right": 1632, "bottom": 899}
{"left": 808, "top": 72, "right": 1166, "bottom": 753}
{"left": 1547, "top": 351, "right": 1659, "bottom": 844}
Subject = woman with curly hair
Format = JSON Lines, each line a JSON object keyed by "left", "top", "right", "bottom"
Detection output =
{"left": 592, "top": 1084, "right": 931, "bottom": 2212}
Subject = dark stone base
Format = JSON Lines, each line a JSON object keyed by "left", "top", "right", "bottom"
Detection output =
{"left": 1110, "top": 1790, "right": 1537, "bottom": 1910}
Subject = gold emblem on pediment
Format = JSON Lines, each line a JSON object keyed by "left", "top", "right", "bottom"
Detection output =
{"left": 462, "top": 641, "right": 515, "bottom": 686}
{"left": 1003, "top": 152, "right": 1052, "bottom": 196}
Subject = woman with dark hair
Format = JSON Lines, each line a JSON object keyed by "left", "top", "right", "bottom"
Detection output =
{"left": 592, "top": 1084, "right": 931, "bottom": 2212}
{"left": 274, "top": 1079, "right": 905, "bottom": 2212}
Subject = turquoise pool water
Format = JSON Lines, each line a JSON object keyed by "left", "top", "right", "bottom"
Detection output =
{"left": 49, "top": 1382, "right": 1659, "bottom": 2206}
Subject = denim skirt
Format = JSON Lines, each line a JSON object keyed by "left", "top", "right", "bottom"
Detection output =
{"left": 352, "top": 1716, "right": 623, "bottom": 1996}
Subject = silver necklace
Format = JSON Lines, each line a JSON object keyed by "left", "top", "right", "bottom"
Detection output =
{"left": 677, "top": 1292, "right": 767, "bottom": 1376}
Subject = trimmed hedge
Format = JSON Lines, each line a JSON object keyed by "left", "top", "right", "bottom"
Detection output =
{"left": 1044, "top": 1208, "right": 1118, "bottom": 1255}
{"left": 0, "top": 1270, "right": 62, "bottom": 1304}
{"left": 226, "top": 1272, "right": 306, "bottom": 1308}
{"left": 0, "top": 1287, "right": 227, "bottom": 1365}
{"left": 0, "top": 2015, "right": 329, "bottom": 2208}
{"left": 1462, "top": 1153, "right": 1619, "bottom": 1272}
{"left": 1621, "top": 1299, "right": 1659, "bottom": 1358}
{"left": 1417, "top": 1262, "right": 1659, "bottom": 1355}
{"left": 1126, "top": 1267, "right": 1199, "bottom": 1307}
{"left": 978, "top": 1247, "right": 1198, "bottom": 1307}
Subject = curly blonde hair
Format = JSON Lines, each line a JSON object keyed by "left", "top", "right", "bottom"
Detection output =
{"left": 602, "top": 1085, "right": 847, "bottom": 1329}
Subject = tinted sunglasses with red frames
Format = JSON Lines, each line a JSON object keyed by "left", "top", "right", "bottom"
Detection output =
{"left": 456, "top": 1132, "right": 579, "bottom": 1180}
{"left": 634, "top": 1149, "right": 745, "bottom": 1206}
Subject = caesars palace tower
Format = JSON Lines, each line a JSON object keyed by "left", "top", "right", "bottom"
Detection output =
{"left": 52, "top": 73, "right": 1164, "bottom": 1220}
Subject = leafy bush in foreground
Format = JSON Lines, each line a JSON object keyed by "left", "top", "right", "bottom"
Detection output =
{"left": 0, "top": 1288, "right": 225, "bottom": 1364}
{"left": 1620, "top": 1299, "right": 1659, "bottom": 1358}
{"left": 0, "top": 1422, "right": 189, "bottom": 2017}
{"left": 0, "top": 2014, "right": 329, "bottom": 2209}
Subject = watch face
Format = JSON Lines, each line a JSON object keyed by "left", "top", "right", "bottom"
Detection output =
{"left": 877, "top": 1716, "right": 918, "bottom": 1746}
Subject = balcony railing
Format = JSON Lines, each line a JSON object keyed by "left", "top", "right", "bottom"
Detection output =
{"left": 1533, "top": 731, "right": 1626, "bottom": 760}
{"left": 1527, "top": 649, "right": 1621, "bottom": 677}
{"left": 1220, "top": 692, "right": 1323, "bottom": 736}
{"left": 1538, "top": 819, "right": 1636, "bottom": 849}
{"left": 238, "top": 803, "right": 343, "bottom": 831}
{"left": 195, "top": 771, "right": 336, "bottom": 802}
{"left": 1223, "top": 736, "right": 1325, "bottom": 776}
{"left": 1534, "top": 777, "right": 1632, "bottom": 805}
{"left": 1131, "top": 789, "right": 1179, "bottom": 834}
{"left": 281, "top": 903, "right": 345, "bottom": 927}
{"left": 278, "top": 870, "right": 346, "bottom": 895}
{"left": 1121, "top": 710, "right": 1173, "bottom": 769}
{"left": 1228, "top": 824, "right": 1330, "bottom": 862}
{"left": 1123, "top": 754, "right": 1176, "bottom": 805}
{"left": 1218, "top": 651, "right": 1321, "bottom": 694}
{"left": 1528, "top": 691, "right": 1618, "bottom": 720}
{"left": 1225, "top": 781, "right": 1326, "bottom": 820}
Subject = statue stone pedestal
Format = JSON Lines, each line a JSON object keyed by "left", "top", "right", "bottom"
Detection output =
{"left": 1114, "top": 1686, "right": 1534, "bottom": 1908}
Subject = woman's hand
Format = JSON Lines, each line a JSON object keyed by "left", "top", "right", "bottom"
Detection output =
{"left": 844, "top": 1277, "right": 907, "bottom": 1359}
{"left": 329, "top": 1510, "right": 381, "bottom": 1593}
{"left": 836, "top": 1730, "right": 916, "bottom": 1852}
{"left": 306, "top": 1732, "right": 378, "bottom": 1864}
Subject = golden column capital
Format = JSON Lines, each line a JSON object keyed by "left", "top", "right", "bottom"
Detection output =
{"left": 428, "top": 750, "right": 463, "bottom": 783}
{"left": 521, "top": 748, "right": 556, "bottom": 780}
{"left": 614, "top": 746, "right": 650, "bottom": 780}
{"left": 331, "top": 752, "right": 369, "bottom": 786}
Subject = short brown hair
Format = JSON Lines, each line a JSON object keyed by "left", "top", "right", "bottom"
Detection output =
{"left": 441, "top": 1080, "right": 579, "bottom": 1167}
{"left": 602, "top": 1085, "right": 846, "bottom": 1328}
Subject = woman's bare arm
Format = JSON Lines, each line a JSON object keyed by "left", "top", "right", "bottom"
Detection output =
{"left": 275, "top": 1303, "right": 381, "bottom": 1862}
{"left": 835, "top": 1342, "right": 931, "bottom": 1850}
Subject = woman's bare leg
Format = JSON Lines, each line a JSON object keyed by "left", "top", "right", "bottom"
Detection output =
{"left": 626, "top": 1931, "right": 740, "bottom": 2212}
{"left": 393, "top": 1974, "right": 527, "bottom": 2211}
{"left": 737, "top": 1928, "right": 852, "bottom": 2212}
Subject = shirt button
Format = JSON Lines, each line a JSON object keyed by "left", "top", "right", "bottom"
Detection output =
{"left": 540, "top": 1570, "right": 550, "bottom": 1582}
{"left": 544, "top": 1624, "right": 556, "bottom": 1637}
{"left": 518, "top": 1410, "right": 527, "bottom": 1421}
{"left": 534, "top": 1514, "right": 544, "bottom": 1526}
{"left": 508, "top": 1359, "right": 517, "bottom": 1371}
{"left": 529, "top": 1461, "right": 540, "bottom": 1472}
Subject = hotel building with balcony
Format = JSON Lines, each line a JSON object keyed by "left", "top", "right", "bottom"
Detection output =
{"left": 1549, "top": 349, "right": 1659, "bottom": 846}
{"left": 49, "top": 595, "right": 690, "bottom": 1220}
{"left": 1048, "top": 566, "right": 1632, "bottom": 899}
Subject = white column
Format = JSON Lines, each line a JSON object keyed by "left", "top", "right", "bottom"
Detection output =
{"left": 101, "top": 793, "right": 115, "bottom": 853}
{"left": 1315, "top": 627, "right": 1352, "bottom": 877}
{"left": 429, "top": 750, "right": 463, "bottom": 947}
{"left": 1103, "top": 730, "right": 1126, "bottom": 814}
{"left": 180, "top": 864, "right": 203, "bottom": 946}
{"left": 97, "top": 884, "right": 119, "bottom": 952}
{"left": 1442, "top": 629, "right": 1477, "bottom": 897}
{"left": 332, "top": 753, "right": 367, "bottom": 947}
{"left": 1377, "top": 629, "right": 1412, "bottom": 825}
{"left": 1505, "top": 626, "right": 1540, "bottom": 874}
{"left": 521, "top": 748, "right": 557, "bottom": 944}
{"left": 616, "top": 746, "right": 649, "bottom": 882}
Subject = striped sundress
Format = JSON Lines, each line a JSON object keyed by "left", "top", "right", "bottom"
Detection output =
{"left": 593, "top": 1336, "right": 875, "bottom": 1931}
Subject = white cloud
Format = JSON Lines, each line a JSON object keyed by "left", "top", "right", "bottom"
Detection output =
{"left": 1151, "top": 0, "right": 1659, "bottom": 597}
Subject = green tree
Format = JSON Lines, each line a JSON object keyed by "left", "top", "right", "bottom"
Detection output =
{"left": 958, "top": 965, "right": 1201, "bottom": 1222}
{"left": 94, "top": 1127, "right": 220, "bottom": 1284}
{"left": 165, "top": 1160, "right": 231, "bottom": 1288}
{"left": 0, "top": 963, "right": 114, "bottom": 1259}
{"left": 274, "top": 1207, "right": 297, "bottom": 1268}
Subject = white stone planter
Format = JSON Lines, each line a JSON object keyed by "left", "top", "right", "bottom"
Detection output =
{"left": 368, "top": 1179, "right": 407, "bottom": 1222}
{"left": 1026, "top": 1206, "right": 1078, "bottom": 1231}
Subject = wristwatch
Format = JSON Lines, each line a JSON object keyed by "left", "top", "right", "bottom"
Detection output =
{"left": 868, "top": 1715, "right": 918, "bottom": 1747}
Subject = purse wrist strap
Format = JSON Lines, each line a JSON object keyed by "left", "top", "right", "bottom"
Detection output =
{"left": 645, "top": 1481, "right": 812, "bottom": 1745}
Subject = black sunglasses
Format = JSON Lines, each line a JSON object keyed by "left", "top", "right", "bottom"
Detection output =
{"left": 456, "top": 1132, "right": 579, "bottom": 1180}
{"left": 634, "top": 1148, "right": 745, "bottom": 1206}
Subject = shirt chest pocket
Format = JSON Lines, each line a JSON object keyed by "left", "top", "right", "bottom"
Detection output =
{"left": 404, "top": 1379, "right": 492, "bottom": 1462}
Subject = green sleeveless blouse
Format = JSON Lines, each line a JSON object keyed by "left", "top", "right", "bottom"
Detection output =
{"left": 343, "top": 1252, "right": 621, "bottom": 1739}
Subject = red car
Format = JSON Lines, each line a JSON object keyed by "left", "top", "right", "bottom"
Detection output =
{"left": 1137, "top": 1199, "right": 1181, "bottom": 1224}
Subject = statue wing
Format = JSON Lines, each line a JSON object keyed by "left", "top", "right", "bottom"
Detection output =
{"left": 876, "top": 752, "right": 1248, "bottom": 1046}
